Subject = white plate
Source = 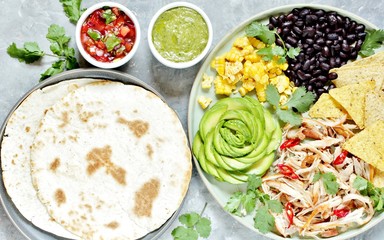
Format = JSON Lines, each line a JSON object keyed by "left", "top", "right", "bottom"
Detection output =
{"left": 187, "top": 4, "right": 384, "bottom": 239}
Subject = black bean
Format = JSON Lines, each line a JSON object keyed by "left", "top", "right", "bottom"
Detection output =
{"left": 293, "top": 26, "right": 303, "bottom": 35}
{"left": 270, "top": 16, "right": 279, "bottom": 26}
{"left": 355, "top": 39, "right": 364, "bottom": 49}
{"left": 299, "top": 8, "right": 310, "bottom": 17}
{"left": 297, "top": 70, "right": 307, "bottom": 80}
{"left": 292, "top": 63, "right": 302, "bottom": 71}
{"left": 327, "top": 33, "right": 338, "bottom": 40}
{"left": 286, "top": 36, "right": 298, "bottom": 46}
{"left": 313, "top": 69, "right": 322, "bottom": 76}
{"left": 278, "top": 15, "right": 286, "bottom": 23}
{"left": 358, "top": 32, "right": 367, "bottom": 39}
{"left": 315, "top": 82, "right": 324, "bottom": 88}
{"left": 312, "top": 44, "right": 321, "bottom": 51}
{"left": 328, "top": 72, "right": 338, "bottom": 80}
{"left": 303, "top": 27, "right": 316, "bottom": 37}
{"left": 327, "top": 14, "right": 338, "bottom": 25}
{"left": 282, "top": 27, "right": 291, "bottom": 37}
{"left": 341, "top": 43, "right": 351, "bottom": 52}
{"left": 282, "top": 21, "right": 293, "bottom": 28}
{"left": 350, "top": 50, "right": 358, "bottom": 59}
{"left": 307, "top": 85, "right": 314, "bottom": 91}
{"left": 303, "top": 60, "right": 311, "bottom": 70}
{"left": 340, "top": 52, "right": 348, "bottom": 59}
{"left": 329, "top": 57, "right": 336, "bottom": 68}
{"left": 295, "top": 20, "right": 304, "bottom": 27}
{"left": 286, "top": 13, "right": 295, "bottom": 21}
{"left": 355, "top": 24, "right": 365, "bottom": 33}
{"left": 305, "top": 14, "right": 318, "bottom": 25}
{"left": 316, "top": 38, "right": 325, "bottom": 45}
{"left": 318, "top": 75, "right": 328, "bottom": 82}
{"left": 346, "top": 33, "right": 356, "bottom": 42}
{"left": 322, "top": 46, "right": 330, "bottom": 57}
{"left": 320, "top": 62, "right": 331, "bottom": 71}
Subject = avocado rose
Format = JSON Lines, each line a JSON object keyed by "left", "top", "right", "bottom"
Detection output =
{"left": 192, "top": 96, "right": 281, "bottom": 184}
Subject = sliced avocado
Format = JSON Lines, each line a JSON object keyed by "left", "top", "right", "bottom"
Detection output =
{"left": 199, "top": 104, "right": 227, "bottom": 142}
{"left": 216, "top": 167, "right": 246, "bottom": 184}
{"left": 204, "top": 130, "right": 224, "bottom": 168}
{"left": 205, "top": 159, "right": 224, "bottom": 181}
{"left": 265, "top": 119, "right": 282, "bottom": 154}
{"left": 243, "top": 152, "right": 275, "bottom": 176}
{"left": 234, "top": 134, "right": 268, "bottom": 164}
{"left": 192, "top": 131, "right": 202, "bottom": 158}
{"left": 220, "top": 154, "right": 254, "bottom": 171}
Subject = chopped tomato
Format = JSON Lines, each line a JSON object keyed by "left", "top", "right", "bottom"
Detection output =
{"left": 120, "top": 26, "right": 130, "bottom": 37}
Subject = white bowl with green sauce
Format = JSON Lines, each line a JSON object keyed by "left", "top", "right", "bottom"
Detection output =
{"left": 148, "top": 2, "right": 213, "bottom": 69}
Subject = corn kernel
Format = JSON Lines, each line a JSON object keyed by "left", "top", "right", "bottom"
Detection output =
{"left": 201, "top": 73, "right": 213, "bottom": 89}
{"left": 198, "top": 96, "right": 213, "bottom": 109}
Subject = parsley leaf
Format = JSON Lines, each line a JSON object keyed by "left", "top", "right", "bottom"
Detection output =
{"left": 266, "top": 84, "right": 316, "bottom": 126}
{"left": 59, "top": 0, "right": 86, "bottom": 24}
{"left": 171, "top": 203, "right": 212, "bottom": 240}
{"left": 313, "top": 172, "right": 339, "bottom": 195}
{"left": 245, "top": 21, "right": 275, "bottom": 45}
{"left": 7, "top": 42, "right": 44, "bottom": 63}
{"left": 102, "top": 9, "right": 117, "bottom": 24}
{"left": 359, "top": 29, "right": 384, "bottom": 57}
{"left": 254, "top": 205, "right": 275, "bottom": 234}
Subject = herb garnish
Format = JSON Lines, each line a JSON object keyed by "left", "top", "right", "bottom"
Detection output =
{"left": 7, "top": 24, "right": 79, "bottom": 81}
{"left": 224, "top": 175, "right": 283, "bottom": 234}
{"left": 171, "top": 203, "right": 212, "bottom": 240}
{"left": 359, "top": 29, "right": 384, "bottom": 57}
{"left": 353, "top": 176, "right": 384, "bottom": 212}
{"left": 266, "top": 84, "right": 316, "bottom": 126}
{"left": 102, "top": 9, "right": 117, "bottom": 24}
{"left": 313, "top": 172, "right": 339, "bottom": 195}
{"left": 245, "top": 21, "right": 301, "bottom": 64}
{"left": 59, "top": 0, "right": 86, "bottom": 24}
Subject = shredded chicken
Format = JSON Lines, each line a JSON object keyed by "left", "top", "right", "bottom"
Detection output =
{"left": 262, "top": 117, "right": 374, "bottom": 237}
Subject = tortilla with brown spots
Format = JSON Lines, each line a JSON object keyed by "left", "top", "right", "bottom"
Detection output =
{"left": 30, "top": 81, "right": 192, "bottom": 239}
{"left": 1, "top": 79, "right": 100, "bottom": 239}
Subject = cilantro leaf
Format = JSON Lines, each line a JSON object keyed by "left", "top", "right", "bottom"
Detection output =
{"left": 245, "top": 21, "right": 275, "bottom": 45}
{"left": 265, "top": 84, "right": 280, "bottom": 107}
{"left": 313, "top": 172, "right": 322, "bottom": 182}
{"left": 321, "top": 172, "right": 339, "bottom": 195}
{"left": 254, "top": 205, "right": 275, "bottom": 234}
{"left": 267, "top": 200, "right": 283, "bottom": 214}
{"left": 286, "top": 47, "right": 301, "bottom": 59}
{"left": 171, "top": 204, "right": 212, "bottom": 240}
{"left": 7, "top": 42, "right": 44, "bottom": 63}
{"left": 179, "top": 213, "right": 200, "bottom": 228}
{"left": 46, "top": 24, "right": 71, "bottom": 56}
{"left": 243, "top": 191, "right": 257, "bottom": 213}
{"left": 353, "top": 176, "right": 384, "bottom": 212}
{"left": 40, "top": 60, "right": 66, "bottom": 81}
{"left": 102, "top": 9, "right": 117, "bottom": 24}
{"left": 224, "top": 191, "right": 243, "bottom": 216}
{"left": 59, "top": 0, "right": 86, "bottom": 24}
{"left": 353, "top": 176, "right": 368, "bottom": 192}
{"left": 195, "top": 217, "right": 211, "bottom": 238}
{"left": 172, "top": 226, "right": 199, "bottom": 240}
{"left": 276, "top": 108, "right": 302, "bottom": 126}
{"left": 285, "top": 87, "right": 316, "bottom": 113}
{"left": 359, "top": 29, "right": 384, "bottom": 57}
{"left": 247, "top": 174, "right": 262, "bottom": 191}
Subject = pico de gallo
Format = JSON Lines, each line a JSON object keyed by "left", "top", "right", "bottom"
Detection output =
{"left": 80, "top": 6, "right": 136, "bottom": 62}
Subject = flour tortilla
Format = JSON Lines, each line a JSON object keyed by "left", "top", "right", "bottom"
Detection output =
{"left": 30, "top": 81, "right": 192, "bottom": 239}
{"left": 1, "top": 79, "right": 100, "bottom": 238}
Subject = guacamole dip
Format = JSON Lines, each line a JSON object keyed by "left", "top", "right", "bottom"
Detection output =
{"left": 152, "top": 7, "right": 209, "bottom": 63}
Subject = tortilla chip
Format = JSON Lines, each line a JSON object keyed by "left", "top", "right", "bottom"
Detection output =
{"left": 365, "top": 90, "right": 384, "bottom": 128}
{"left": 331, "top": 67, "right": 384, "bottom": 91}
{"left": 329, "top": 80, "right": 375, "bottom": 129}
{"left": 372, "top": 167, "right": 384, "bottom": 188}
{"left": 343, "top": 120, "right": 384, "bottom": 171}
{"left": 309, "top": 93, "right": 347, "bottom": 119}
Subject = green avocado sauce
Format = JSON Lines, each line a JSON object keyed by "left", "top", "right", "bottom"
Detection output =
{"left": 152, "top": 7, "right": 209, "bottom": 63}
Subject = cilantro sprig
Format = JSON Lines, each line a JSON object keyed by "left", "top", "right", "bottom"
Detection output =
{"left": 224, "top": 175, "right": 283, "bottom": 234}
{"left": 353, "top": 176, "right": 384, "bottom": 212}
{"left": 313, "top": 172, "right": 339, "bottom": 195}
{"left": 171, "top": 203, "right": 212, "bottom": 240}
{"left": 7, "top": 24, "right": 79, "bottom": 81}
{"left": 59, "top": 0, "right": 86, "bottom": 24}
{"left": 245, "top": 21, "right": 301, "bottom": 64}
{"left": 266, "top": 84, "right": 316, "bottom": 126}
{"left": 359, "top": 29, "right": 384, "bottom": 57}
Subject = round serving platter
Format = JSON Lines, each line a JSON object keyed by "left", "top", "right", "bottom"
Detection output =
{"left": 0, "top": 68, "right": 185, "bottom": 240}
{"left": 188, "top": 4, "right": 384, "bottom": 240}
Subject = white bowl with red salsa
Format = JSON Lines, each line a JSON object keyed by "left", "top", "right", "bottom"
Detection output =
{"left": 76, "top": 2, "right": 140, "bottom": 68}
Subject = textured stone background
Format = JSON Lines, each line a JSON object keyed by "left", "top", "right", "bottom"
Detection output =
{"left": 0, "top": 0, "right": 383, "bottom": 239}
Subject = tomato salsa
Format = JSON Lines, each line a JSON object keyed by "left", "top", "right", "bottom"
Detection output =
{"left": 80, "top": 7, "right": 136, "bottom": 62}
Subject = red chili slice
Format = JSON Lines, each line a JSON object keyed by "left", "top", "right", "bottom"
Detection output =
{"left": 333, "top": 150, "right": 349, "bottom": 165}
{"left": 333, "top": 208, "right": 350, "bottom": 218}
{"left": 280, "top": 138, "right": 300, "bottom": 150}
{"left": 285, "top": 202, "right": 294, "bottom": 228}
{"left": 277, "top": 164, "right": 299, "bottom": 179}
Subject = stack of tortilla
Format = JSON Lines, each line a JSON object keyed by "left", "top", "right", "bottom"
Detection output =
{"left": 1, "top": 79, "right": 192, "bottom": 239}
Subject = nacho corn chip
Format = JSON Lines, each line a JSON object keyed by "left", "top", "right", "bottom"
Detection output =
{"left": 309, "top": 93, "right": 348, "bottom": 119}
{"left": 329, "top": 80, "right": 375, "bottom": 129}
{"left": 365, "top": 90, "right": 384, "bottom": 128}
